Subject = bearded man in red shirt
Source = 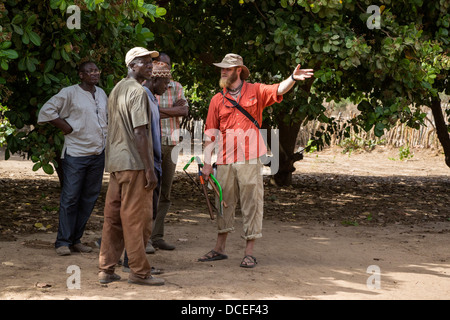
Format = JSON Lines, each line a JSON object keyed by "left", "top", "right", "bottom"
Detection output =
{"left": 199, "top": 53, "right": 314, "bottom": 268}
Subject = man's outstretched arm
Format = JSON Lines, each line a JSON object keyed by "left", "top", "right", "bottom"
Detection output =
{"left": 277, "top": 64, "right": 314, "bottom": 96}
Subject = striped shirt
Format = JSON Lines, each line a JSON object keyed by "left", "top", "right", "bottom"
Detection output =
{"left": 156, "top": 80, "right": 187, "bottom": 145}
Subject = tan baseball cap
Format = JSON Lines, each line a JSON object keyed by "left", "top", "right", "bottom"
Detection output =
{"left": 213, "top": 53, "right": 250, "bottom": 80}
{"left": 125, "top": 47, "right": 159, "bottom": 67}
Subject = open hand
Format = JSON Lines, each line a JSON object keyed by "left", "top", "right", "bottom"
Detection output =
{"left": 292, "top": 64, "right": 314, "bottom": 81}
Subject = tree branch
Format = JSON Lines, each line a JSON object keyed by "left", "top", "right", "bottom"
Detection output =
{"left": 253, "top": 2, "right": 267, "bottom": 20}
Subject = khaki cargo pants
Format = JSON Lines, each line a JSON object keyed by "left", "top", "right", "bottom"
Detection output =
{"left": 215, "top": 159, "right": 264, "bottom": 240}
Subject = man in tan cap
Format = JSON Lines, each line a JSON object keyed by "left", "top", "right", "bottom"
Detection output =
{"left": 199, "top": 53, "right": 314, "bottom": 268}
{"left": 98, "top": 47, "right": 164, "bottom": 286}
{"left": 120, "top": 61, "right": 171, "bottom": 273}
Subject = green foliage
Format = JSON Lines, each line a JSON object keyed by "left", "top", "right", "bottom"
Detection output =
{"left": 399, "top": 145, "right": 414, "bottom": 161}
{"left": 0, "top": 0, "right": 165, "bottom": 172}
{"left": 0, "top": 104, "right": 15, "bottom": 147}
{"left": 340, "top": 136, "right": 383, "bottom": 155}
{"left": 306, "top": 139, "right": 317, "bottom": 153}
{"left": 389, "top": 145, "right": 414, "bottom": 161}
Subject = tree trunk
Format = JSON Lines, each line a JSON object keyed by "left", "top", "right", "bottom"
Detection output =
{"left": 263, "top": 111, "right": 303, "bottom": 186}
{"left": 429, "top": 97, "right": 450, "bottom": 168}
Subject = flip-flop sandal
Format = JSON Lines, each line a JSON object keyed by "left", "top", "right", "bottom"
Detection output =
{"left": 240, "top": 255, "right": 257, "bottom": 268}
{"left": 198, "top": 250, "right": 228, "bottom": 262}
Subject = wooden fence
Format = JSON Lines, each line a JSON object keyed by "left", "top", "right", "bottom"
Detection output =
{"left": 297, "top": 101, "right": 449, "bottom": 151}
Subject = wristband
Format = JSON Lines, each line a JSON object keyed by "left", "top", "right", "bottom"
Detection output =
{"left": 291, "top": 73, "right": 297, "bottom": 81}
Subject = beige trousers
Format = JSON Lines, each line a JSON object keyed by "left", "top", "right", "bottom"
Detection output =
{"left": 215, "top": 159, "right": 264, "bottom": 240}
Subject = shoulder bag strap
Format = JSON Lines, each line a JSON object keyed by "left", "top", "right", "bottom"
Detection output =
{"left": 221, "top": 93, "right": 261, "bottom": 130}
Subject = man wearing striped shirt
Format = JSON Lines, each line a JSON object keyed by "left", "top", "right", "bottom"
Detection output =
{"left": 148, "top": 53, "right": 188, "bottom": 253}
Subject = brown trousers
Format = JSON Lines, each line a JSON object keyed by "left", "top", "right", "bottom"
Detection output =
{"left": 99, "top": 170, "right": 153, "bottom": 278}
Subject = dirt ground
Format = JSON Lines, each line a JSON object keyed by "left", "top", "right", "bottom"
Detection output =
{"left": 0, "top": 146, "right": 449, "bottom": 301}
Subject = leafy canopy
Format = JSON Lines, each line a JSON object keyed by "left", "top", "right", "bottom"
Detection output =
{"left": 0, "top": 0, "right": 165, "bottom": 173}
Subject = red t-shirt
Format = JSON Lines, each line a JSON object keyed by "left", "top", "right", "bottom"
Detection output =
{"left": 205, "top": 82, "right": 283, "bottom": 164}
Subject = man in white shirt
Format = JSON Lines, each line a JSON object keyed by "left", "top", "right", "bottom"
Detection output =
{"left": 38, "top": 61, "right": 108, "bottom": 256}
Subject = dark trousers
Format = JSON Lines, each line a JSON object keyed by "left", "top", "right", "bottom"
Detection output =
{"left": 55, "top": 151, "right": 105, "bottom": 248}
{"left": 151, "top": 145, "right": 177, "bottom": 242}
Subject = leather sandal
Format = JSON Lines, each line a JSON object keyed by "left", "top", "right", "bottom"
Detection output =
{"left": 198, "top": 250, "right": 228, "bottom": 262}
{"left": 240, "top": 255, "right": 257, "bottom": 268}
